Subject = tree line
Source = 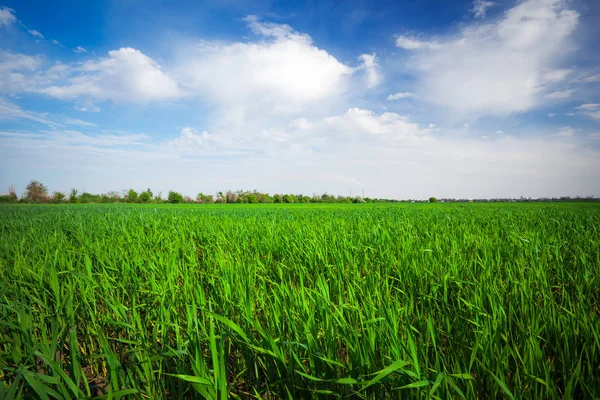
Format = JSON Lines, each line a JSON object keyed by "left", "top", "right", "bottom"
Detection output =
{"left": 0, "top": 180, "right": 400, "bottom": 204}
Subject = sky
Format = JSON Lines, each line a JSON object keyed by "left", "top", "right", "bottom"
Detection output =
{"left": 1, "top": 0, "right": 599, "bottom": 199}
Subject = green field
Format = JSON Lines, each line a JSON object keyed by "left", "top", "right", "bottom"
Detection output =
{"left": 1, "top": 203, "right": 599, "bottom": 399}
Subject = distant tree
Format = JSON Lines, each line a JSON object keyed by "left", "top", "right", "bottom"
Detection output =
{"left": 25, "top": 180, "right": 48, "bottom": 202}
{"left": 126, "top": 189, "right": 139, "bottom": 203}
{"left": 8, "top": 185, "right": 17, "bottom": 201}
{"left": 0, "top": 185, "right": 18, "bottom": 203}
{"left": 168, "top": 191, "right": 184, "bottom": 204}
{"left": 225, "top": 190, "right": 237, "bottom": 204}
{"left": 79, "top": 192, "right": 97, "bottom": 203}
{"left": 69, "top": 189, "right": 78, "bottom": 203}
{"left": 429, "top": 197, "right": 438, "bottom": 203}
{"left": 196, "top": 192, "right": 214, "bottom": 204}
{"left": 53, "top": 191, "right": 66, "bottom": 202}
{"left": 139, "top": 188, "right": 153, "bottom": 203}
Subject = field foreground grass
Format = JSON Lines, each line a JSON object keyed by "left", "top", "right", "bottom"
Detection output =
{"left": 1, "top": 203, "right": 599, "bottom": 398}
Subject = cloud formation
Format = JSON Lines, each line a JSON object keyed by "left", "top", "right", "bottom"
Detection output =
{"left": 176, "top": 16, "right": 353, "bottom": 114}
{"left": 28, "top": 29, "right": 44, "bottom": 39}
{"left": 0, "top": 6, "right": 15, "bottom": 27}
{"left": 402, "top": 0, "right": 579, "bottom": 117}
{"left": 395, "top": 35, "right": 442, "bottom": 50}
{"left": 387, "top": 92, "right": 413, "bottom": 100}
{"left": 472, "top": 0, "right": 495, "bottom": 18}
{"left": 40, "top": 48, "right": 183, "bottom": 103}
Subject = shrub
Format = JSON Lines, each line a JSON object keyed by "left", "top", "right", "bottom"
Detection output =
{"left": 168, "top": 191, "right": 184, "bottom": 204}
{"left": 53, "top": 192, "right": 66, "bottom": 202}
{"left": 139, "top": 189, "right": 153, "bottom": 203}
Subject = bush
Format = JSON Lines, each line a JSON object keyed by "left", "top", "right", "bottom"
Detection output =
{"left": 139, "top": 189, "right": 153, "bottom": 203}
{"left": 53, "top": 192, "right": 66, "bottom": 202}
{"left": 168, "top": 191, "right": 184, "bottom": 204}
{"left": 429, "top": 197, "right": 438, "bottom": 203}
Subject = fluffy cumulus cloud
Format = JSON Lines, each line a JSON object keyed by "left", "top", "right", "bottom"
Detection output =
{"left": 323, "top": 108, "right": 427, "bottom": 144}
{"left": 165, "top": 127, "right": 233, "bottom": 153}
{"left": 176, "top": 16, "right": 353, "bottom": 113}
{"left": 0, "top": 6, "right": 16, "bottom": 27}
{"left": 40, "top": 48, "right": 183, "bottom": 103}
{"left": 401, "top": 0, "right": 580, "bottom": 117}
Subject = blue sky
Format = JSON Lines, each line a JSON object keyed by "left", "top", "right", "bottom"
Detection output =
{"left": 1, "top": 0, "right": 599, "bottom": 199}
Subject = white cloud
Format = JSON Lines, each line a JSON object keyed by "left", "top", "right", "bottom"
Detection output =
{"left": 582, "top": 74, "right": 600, "bottom": 83}
{"left": 588, "top": 133, "right": 600, "bottom": 140}
{"left": 429, "top": 123, "right": 436, "bottom": 128}
{"left": 575, "top": 104, "right": 600, "bottom": 110}
{"left": 3, "top": 107, "right": 600, "bottom": 199}
{"left": 555, "top": 127, "right": 574, "bottom": 137}
{"left": 387, "top": 92, "right": 413, "bottom": 100}
{"left": 176, "top": 17, "right": 353, "bottom": 114}
{"left": 472, "top": 0, "right": 495, "bottom": 18}
{"left": 41, "top": 48, "right": 183, "bottom": 103}
{"left": 0, "top": 50, "right": 43, "bottom": 93}
{"left": 165, "top": 127, "right": 233, "bottom": 153}
{"left": 28, "top": 29, "right": 44, "bottom": 39}
{"left": 322, "top": 108, "right": 427, "bottom": 144}
{"left": 0, "top": 6, "right": 16, "bottom": 27}
{"left": 74, "top": 46, "right": 87, "bottom": 53}
{"left": 547, "top": 113, "right": 555, "bottom": 117}
{"left": 45, "top": 130, "right": 148, "bottom": 147}
{"left": 0, "top": 98, "right": 57, "bottom": 126}
{"left": 64, "top": 117, "right": 96, "bottom": 127}
{"left": 288, "top": 118, "right": 311, "bottom": 130}
{"left": 545, "top": 89, "right": 573, "bottom": 99}
{"left": 404, "top": 0, "right": 579, "bottom": 117}
{"left": 358, "top": 53, "right": 382, "bottom": 89}
{"left": 584, "top": 110, "right": 600, "bottom": 120}
{"left": 496, "top": 130, "right": 504, "bottom": 134}
{"left": 52, "top": 39, "right": 65, "bottom": 48}
{"left": 74, "top": 99, "right": 101, "bottom": 112}
{"left": 395, "top": 35, "right": 443, "bottom": 50}
{"left": 463, "top": 123, "right": 470, "bottom": 127}
{"left": 575, "top": 104, "right": 600, "bottom": 120}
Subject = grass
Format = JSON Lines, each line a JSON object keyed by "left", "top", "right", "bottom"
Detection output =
{"left": 0, "top": 202, "right": 599, "bottom": 398}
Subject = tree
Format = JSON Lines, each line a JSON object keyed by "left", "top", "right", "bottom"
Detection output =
{"left": 69, "top": 189, "right": 78, "bottom": 203}
{"left": 168, "top": 191, "right": 184, "bottom": 204}
{"left": 139, "top": 188, "right": 153, "bottom": 203}
{"left": 196, "top": 193, "right": 214, "bottom": 204}
{"left": 429, "top": 197, "right": 438, "bottom": 203}
{"left": 25, "top": 180, "right": 48, "bottom": 202}
{"left": 53, "top": 191, "right": 66, "bottom": 202}
{"left": 126, "top": 189, "right": 139, "bottom": 203}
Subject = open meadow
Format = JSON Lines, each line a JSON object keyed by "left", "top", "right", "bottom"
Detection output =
{"left": 1, "top": 202, "right": 599, "bottom": 399}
